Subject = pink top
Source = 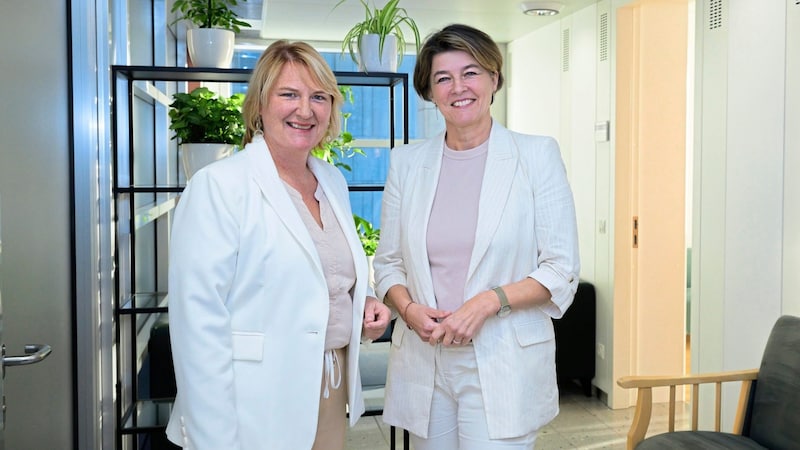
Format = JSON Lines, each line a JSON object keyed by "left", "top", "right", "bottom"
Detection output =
{"left": 285, "top": 182, "right": 355, "bottom": 350}
{"left": 426, "top": 139, "right": 489, "bottom": 313}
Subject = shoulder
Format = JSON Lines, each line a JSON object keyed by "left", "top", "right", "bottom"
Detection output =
{"left": 191, "top": 148, "right": 252, "bottom": 190}
{"left": 388, "top": 132, "right": 445, "bottom": 167}
{"left": 504, "top": 128, "right": 559, "bottom": 153}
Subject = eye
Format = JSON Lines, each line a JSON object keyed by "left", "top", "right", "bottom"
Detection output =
{"left": 279, "top": 91, "right": 297, "bottom": 98}
{"left": 434, "top": 76, "right": 451, "bottom": 84}
{"left": 312, "top": 94, "right": 329, "bottom": 102}
{"left": 464, "top": 70, "right": 479, "bottom": 78}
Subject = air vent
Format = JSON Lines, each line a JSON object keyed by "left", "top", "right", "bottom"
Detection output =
{"left": 709, "top": 0, "right": 723, "bottom": 30}
{"left": 562, "top": 28, "right": 570, "bottom": 72}
{"left": 599, "top": 13, "right": 608, "bottom": 62}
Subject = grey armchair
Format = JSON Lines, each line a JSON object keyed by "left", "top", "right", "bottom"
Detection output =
{"left": 617, "top": 315, "right": 800, "bottom": 449}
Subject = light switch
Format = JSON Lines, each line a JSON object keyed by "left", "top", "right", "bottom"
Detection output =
{"left": 595, "top": 120, "right": 610, "bottom": 142}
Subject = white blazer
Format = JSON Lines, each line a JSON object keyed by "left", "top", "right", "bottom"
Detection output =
{"left": 166, "top": 136, "right": 369, "bottom": 449}
{"left": 373, "top": 122, "right": 580, "bottom": 439}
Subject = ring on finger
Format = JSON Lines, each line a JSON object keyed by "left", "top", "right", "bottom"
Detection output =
{"left": 452, "top": 339, "right": 462, "bottom": 345}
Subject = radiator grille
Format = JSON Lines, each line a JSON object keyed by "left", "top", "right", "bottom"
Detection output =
{"left": 709, "top": 0, "right": 723, "bottom": 30}
{"left": 599, "top": 13, "right": 609, "bottom": 62}
{"left": 562, "top": 28, "right": 570, "bottom": 72}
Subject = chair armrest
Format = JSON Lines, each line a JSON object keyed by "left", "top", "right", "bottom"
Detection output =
{"left": 618, "top": 368, "right": 759, "bottom": 388}
{"left": 616, "top": 368, "right": 758, "bottom": 450}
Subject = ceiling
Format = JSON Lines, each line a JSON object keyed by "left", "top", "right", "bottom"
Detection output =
{"left": 231, "top": 0, "right": 597, "bottom": 45}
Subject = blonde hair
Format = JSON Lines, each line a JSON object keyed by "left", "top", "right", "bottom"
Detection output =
{"left": 241, "top": 40, "right": 343, "bottom": 147}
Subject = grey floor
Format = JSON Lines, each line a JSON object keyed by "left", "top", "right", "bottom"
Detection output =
{"left": 346, "top": 380, "right": 690, "bottom": 450}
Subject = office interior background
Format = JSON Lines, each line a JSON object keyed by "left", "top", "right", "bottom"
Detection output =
{"left": 0, "top": 0, "right": 798, "bottom": 448}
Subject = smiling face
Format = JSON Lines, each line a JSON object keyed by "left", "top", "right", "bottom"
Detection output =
{"left": 259, "top": 62, "right": 332, "bottom": 159}
{"left": 429, "top": 50, "right": 498, "bottom": 138}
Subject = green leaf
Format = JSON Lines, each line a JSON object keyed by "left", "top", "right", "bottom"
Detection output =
{"left": 168, "top": 87, "right": 245, "bottom": 146}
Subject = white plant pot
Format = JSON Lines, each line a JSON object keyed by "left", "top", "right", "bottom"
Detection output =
{"left": 180, "top": 143, "right": 234, "bottom": 180}
{"left": 358, "top": 34, "right": 398, "bottom": 73}
{"left": 187, "top": 28, "right": 235, "bottom": 68}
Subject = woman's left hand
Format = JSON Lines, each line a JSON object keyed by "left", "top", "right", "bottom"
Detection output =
{"left": 362, "top": 297, "right": 391, "bottom": 341}
{"left": 429, "top": 290, "right": 497, "bottom": 346}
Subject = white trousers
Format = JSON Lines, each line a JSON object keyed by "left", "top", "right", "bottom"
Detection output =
{"left": 410, "top": 344, "right": 538, "bottom": 450}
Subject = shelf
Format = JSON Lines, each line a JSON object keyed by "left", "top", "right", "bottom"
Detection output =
{"left": 112, "top": 65, "right": 407, "bottom": 88}
{"left": 119, "top": 292, "right": 168, "bottom": 314}
{"left": 115, "top": 185, "right": 186, "bottom": 193}
{"left": 133, "top": 195, "right": 178, "bottom": 230}
{"left": 113, "top": 65, "right": 252, "bottom": 83}
{"left": 120, "top": 399, "right": 174, "bottom": 433}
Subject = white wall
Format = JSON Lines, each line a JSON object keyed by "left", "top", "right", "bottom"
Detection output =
{"left": 693, "top": 0, "right": 792, "bottom": 428}
{"left": 507, "top": 1, "right": 617, "bottom": 397}
{"left": 507, "top": 3, "right": 600, "bottom": 283}
{"left": 784, "top": 0, "right": 800, "bottom": 318}
{"left": 0, "top": 0, "right": 74, "bottom": 447}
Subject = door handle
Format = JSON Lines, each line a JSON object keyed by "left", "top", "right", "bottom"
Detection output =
{"left": 3, "top": 344, "right": 52, "bottom": 367}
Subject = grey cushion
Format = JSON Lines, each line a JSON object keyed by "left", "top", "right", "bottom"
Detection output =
{"left": 359, "top": 341, "right": 390, "bottom": 390}
{"left": 637, "top": 431, "right": 766, "bottom": 449}
{"left": 748, "top": 315, "right": 800, "bottom": 449}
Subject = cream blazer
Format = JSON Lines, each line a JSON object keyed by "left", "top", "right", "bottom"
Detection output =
{"left": 373, "top": 122, "right": 580, "bottom": 439}
{"left": 166, "top": 136, "right": 369, "bottom": 449}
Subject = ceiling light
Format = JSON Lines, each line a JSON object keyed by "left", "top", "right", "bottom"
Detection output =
{"left": 519, "top": 1, "right": 564, "bottom": 16}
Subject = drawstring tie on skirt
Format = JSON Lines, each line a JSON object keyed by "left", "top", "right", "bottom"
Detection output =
{"left": 323, "top": 348, "right": 342, "bottom": 399}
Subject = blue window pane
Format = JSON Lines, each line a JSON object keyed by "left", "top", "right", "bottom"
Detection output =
{"left": 349, "top": 191, "right": 383, "bottom": 230}
{"left": 339, "top": 147, "right": 390, "bottom": 186}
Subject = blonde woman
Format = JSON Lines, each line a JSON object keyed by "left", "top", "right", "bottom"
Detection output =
{"left": 166, "top": 40, "right": 390, "bottom": 450}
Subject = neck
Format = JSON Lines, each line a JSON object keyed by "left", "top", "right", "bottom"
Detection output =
{"left": 265, "top": 140, "right": 315, "bottom": 191}
{"left": 444, "top": 117, "right": 493, "bottom": 150}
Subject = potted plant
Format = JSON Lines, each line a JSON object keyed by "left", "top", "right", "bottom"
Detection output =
{"left": 168, "top": 86, "right": 245, "bottom": 179}
{"left": 336, "top": 0, "right": 421, "bottom": 73}
{"left": 170, "top": 0, "right": 251, "bottom": 68}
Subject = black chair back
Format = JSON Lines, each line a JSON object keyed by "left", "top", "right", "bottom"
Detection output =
{"left": 748, "top": 315, "right": 800, "bottom": 449}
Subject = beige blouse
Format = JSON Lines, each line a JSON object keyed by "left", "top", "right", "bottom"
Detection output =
{"left": 285, "top": 181, "right": 355, "bottom": 350}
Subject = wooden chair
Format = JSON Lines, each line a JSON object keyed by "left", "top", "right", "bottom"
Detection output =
{"left": 617, "top": 315, "right": 800, "bottom": 449}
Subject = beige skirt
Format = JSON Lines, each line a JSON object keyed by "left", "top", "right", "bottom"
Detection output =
{"left": 311, "top": 346, "right": 348, "bottom": 450}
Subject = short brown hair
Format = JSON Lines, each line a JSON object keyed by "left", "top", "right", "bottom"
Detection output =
{"left": 413, "top": 24, "right": 505, "bottom": 102}
{"left": 242, "top": 40, "right": 343, "bottom": 147}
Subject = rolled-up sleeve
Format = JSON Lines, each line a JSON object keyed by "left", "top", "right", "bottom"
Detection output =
{"left": 526, "top": 137, "right": 580, "bottom": 319}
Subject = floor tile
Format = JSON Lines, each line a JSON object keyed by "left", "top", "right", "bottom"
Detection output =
{"left": 345, "top": 380, "right": 690, "bottom": 449}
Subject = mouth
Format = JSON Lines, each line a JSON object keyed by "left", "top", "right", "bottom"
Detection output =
{"left": 451, "top": 99, "right": 475, "bottom": 108}
{"left": 287, "top": 121, "right": 314, "bottom": 130}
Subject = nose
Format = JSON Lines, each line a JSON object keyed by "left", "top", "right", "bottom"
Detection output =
{"left": 297, "top": 97, "right": 313, "bottom": 118}
{"left": 451, "top": 76, "right": 467, "bottom": 94}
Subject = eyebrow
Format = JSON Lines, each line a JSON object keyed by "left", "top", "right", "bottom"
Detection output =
{"left": 433, "top": 64, "right": 482, "bottom": 77}
{"left": 274, "top": 86, "right": 329, "bottom": 96}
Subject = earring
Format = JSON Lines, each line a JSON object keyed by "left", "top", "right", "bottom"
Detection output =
{"left": 255, "top": 119, "right": 263, "bottom": 136}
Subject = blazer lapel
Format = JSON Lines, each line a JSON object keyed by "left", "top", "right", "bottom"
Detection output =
{"left": 246, "top": 137, "right": 324, "bottom": 278}
{"left": 467, "top": 123, "right": 518, "bottom": 279}
{"left": 405, "top": 132, "right": 446, "bottom": 307}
